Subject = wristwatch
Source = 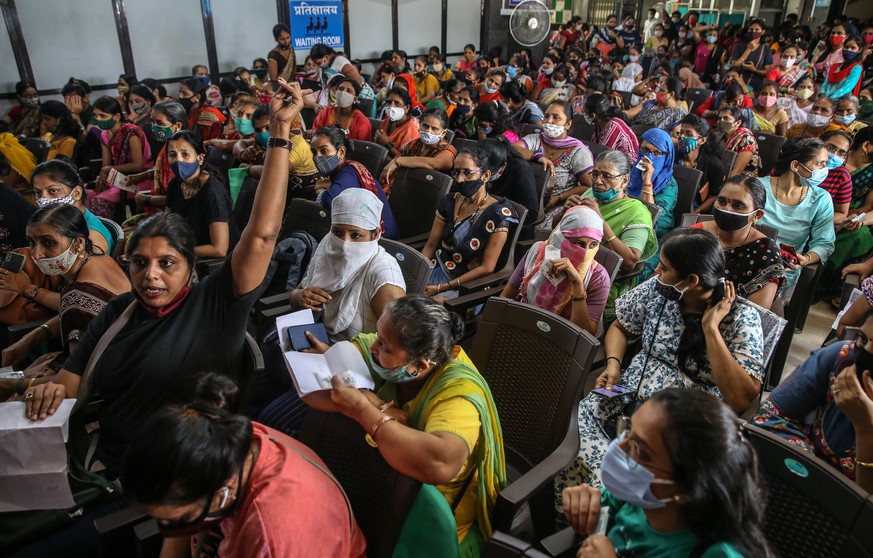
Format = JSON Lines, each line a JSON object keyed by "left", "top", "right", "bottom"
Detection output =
{"left": 24, "top": 287, "right": 38, "bottom": 301}
{"left": 385, "top": 141, "right": 394, "bottom": 150}
{"left": 266, "top": 137, "right": 293, "bottom": 149}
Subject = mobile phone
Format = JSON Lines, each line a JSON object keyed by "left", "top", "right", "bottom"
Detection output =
{"left": 852, "top": 212, "right": 867, "bottom": 224}
{"left": 285, "top": 323, "right": 330, "bottom": 351}
{"left": 592, "top": 384, "right": 636, "bottom": 398}
{"left": 711, "top": 277, "right": 726, "bottom": 305}
{"left": 1, "top": 252, "right": 25, "bottom": 273}
{"left": 779, "top": 243, "right": 799, "bottom": 265}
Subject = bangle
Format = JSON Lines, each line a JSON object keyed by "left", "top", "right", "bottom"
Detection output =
{"left": 572, "top": 292, "right": 588, "bottom": 302}
{"left": 605, "top": 235, "right": 617, "bottom": 244}
{"left": 15, "top": 376, "right": 26, "bottom": 395}
{"left": 606, "top": 356, "right": 621, "bottom": 365}
{"left": 365, "top": 415, "right": 397, "bottom": 448}
{"left": 378, "top": 400, "right": 396, "bottom": 412}
{"left": 857, "top": 459, "right": 873, "bottom": 469}
{"left": 39, "top": 323, "right": 51, "bottom": 336}
{"left": 453, "top": 278, "right": 461, "bottom": 288}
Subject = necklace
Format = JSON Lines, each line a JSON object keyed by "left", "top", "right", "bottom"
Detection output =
{"left": 181, "top": 177, "right": 204, "bottom": 199}
{"left": 718, "top": 223, "right": 753, "bottom": 250}
{"left": 775, "top": 174, "right": 806, "bottom": 205}
{"left": 70, "top": 253, "right": 92, "bottom": 284}
{"left": 455, "top": 191, "right": 489, "bottom": 224}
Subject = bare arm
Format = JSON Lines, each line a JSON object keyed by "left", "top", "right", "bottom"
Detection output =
{"left": 194, "top": 221, "right": 230, "bottom": 258}
{"left": 110, "top": 135, "right": 145, "bottom": 174}
{"left": 731, "top": 151, "right": 753, "bottom": 177}
{"left": 745, "top": 281, "right": 778, "bottom": 310}
{"left": 420, "top": 217, "right": 446, "bottom": 259}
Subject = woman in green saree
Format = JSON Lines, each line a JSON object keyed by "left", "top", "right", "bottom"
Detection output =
{"left": 301, "top": 295, "right": 506, "bottom": 557}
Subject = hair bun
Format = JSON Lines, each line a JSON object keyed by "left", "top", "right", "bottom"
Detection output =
{"left": 449, "top": 312, "right": 465, "bottom": 342}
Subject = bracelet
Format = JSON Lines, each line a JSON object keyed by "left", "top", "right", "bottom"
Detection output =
{"left": 605, "top": 235, "right": 617, "bottom": 244}
{"left": 572, "top": 292, "right": 588, "bottom": 302}
{"left": 365, "top": 415, "right": 397, "bottom": 448}
{"left": 15, "top": 376, "right": 26, "bottom": 395}
{"left": 856, "top": 459, "right": 873, "bottom": 469}
{"left": 453, "top": 278, "right": 461, "bottom": 288}
{"left": 39, "top": 323, "right": 51, "bottom": 336}
{"left": 606, "top": 356, "right": 621, "bottom": 365}
{"left": 378, "top": 400, "right": 396, "bottom": 412}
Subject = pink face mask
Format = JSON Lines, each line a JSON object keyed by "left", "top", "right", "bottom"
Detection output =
{"left": 758, "top": 95, "right": 777, "bottom": 108}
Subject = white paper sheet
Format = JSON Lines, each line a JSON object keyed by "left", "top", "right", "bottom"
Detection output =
{"left": 0, "top": 399, "right": 76, "bottom": 511}
{"left": 275, "top": 308, "right": 316, "bottom": 352}
{"left": 283, "top": 341, "right": 374, "bottom": 397}
{"left": 832, "top": 288, "right": 863, "bottom": 331}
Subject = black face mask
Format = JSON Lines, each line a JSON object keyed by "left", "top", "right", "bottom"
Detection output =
{"left": 454, "top": 104, "right": 471, "bottom": 116}
{"left": 450, "top": 178, "right": 484, "bottom": 198}
{"left": 178, "top": 97, "right": 195, "bottom": 113}
{"left": 855, "top": 346, "right": 873, "bottom": 375}
{"left": 278, "top": 44, "right": 290, "bottom": 50}
{"left": 712, "top": 206, "right": 754, "bottom": 232}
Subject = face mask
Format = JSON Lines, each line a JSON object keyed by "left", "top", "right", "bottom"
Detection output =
{"left": 152, "top": 124, "right": 174, "bottom": 142}
{"left": 601, "top": 434, "right": 677, "bottom": 510}
{"left": 656, "top": 92, "right": 668, "bottom": 105}
{"left": 485, "top": 84, "right": 498, "bottom": 94}
{"left": 758, "top": 95, "right": 777, "bottom": 108}
{"left": 827, "top": 152, "right": 846, "bottom": 169}
{"left": 335, "top": 90, "right": 355, "bottom": 108}
{"left": 478, "top": 126, "right": 493, "bottom": 135}
{"left": 551, "top": 80, "right": 567, "bottom": 88}
{"left": 749, "top": 31, "right": 762, "bottom": 40}
{"left": 718, "top": 120, "right": 735, "bottom": 134}
{"left": 386, "top": 78, "right": 395, "bottom": 89}
{"left": 808, "top": 113, "right": 831, "bottom": 128}
{"left": 835, "top": 113, "right": 857, "bottom": 125}
{"left": 672, "top": 16, "right": 680, "bottom": 22}
{"left": 593, "top": 186, "right": 619, "bottom": 203}
{"left": 131, "top": 103, "right": 148, "bottom": 114}
{"left": 433, "top": 63, "right": 444, "bottom": 72}
{"left": 415, "top": 70, "right": 426, "bottom": 78}
{"left": 455, "top": 104, "right": 471, "bottom": 116}
{"left": 314, "top": 153, "right": 341, "bottom": 175}
{"left": 830, "top": 35, "right": 846, "bottom": 47}
{"left": 179, "top": 97, "right": 195, "bottom": 113}
{"left": 253, "top": 68, "right": 268, "bottom": 79}
{"left": 279, "top": 44, "right": 290, "bottom": 50}
{"left": 490, "top": 165, "right": 505, "bottom": 182}
{"left": 197, "top": 75, "right": 211, "bottom": 86}
{"left": 542, "top": 123, "right": 566, "bottom": 139}
{"left": 387, "top": 106, "right": 406, "bottom": 122}
{"left": 157, "top": 487, "right": 234, "bottom": 539}
{"left": 625, "top": 24, "right": 635, "bottom": 30}
{"left": 36, "top": 192, "right": 76, "bottom": 207}
{"left": 33, "top": 240, "right": 79, "bottom": 276}
{"left": 707, "top": 35, "right": 718, "bottom": 44}
{"left": 255, "top": 130, "right": 270, "bottom": 148}
{"left": 843, "top": 50, "right": 860, "bottom": 61}
{"left": 629, "top": 55, "right": 639, "bottom": 62}
{"left": 20, "top": 96, "right": 39, "bottom": 108}
{"left": 678, "top": 31, "right": 687, "bottom": 39}
{"left": 678, "top": 136, "right": 699, "bottom": 154}
{"left": 654, "top": 275, "right": 687, "bottom": 301}
{"left": 783, "top": 58, "right": 796, "bottom": 68}
{"left": 865, "top": 35, "right": 873, "bottom": 45}
{"left": 233, "top": 115, "right": 255, "bottom": 136}
{"left": 450, "top": 178, "right": 484, "bottom": 198}
{"left": 655, "top": 30, "right": 664, "bottom": 37}
{"left": 795, "top": 88, "right": 813, "bottom": 100}
{"left": 713, "top": 206, "right": 754, "bottom": 231}
{"left": 420, "top": 131, "right": 442, "bottom": 145}
{"left": 367, "top": 350, "right": 419, "bottom": 383}
{"left": 92, "top": 117, "right": 116, "bottom": 131}
{"left": 796, "top": 162, "right": 828, "bottom": 188}
{"left": 542, "top": 66, "right": 555, "bottom": 76}
{"left": 506, "top": 66, "right": 519, "bottom": 78}
{"left": 117, "top": 85, "right": 129, "bottom": 95}
{"left": 170, "top": 160, "right": 200, "bottom": 181}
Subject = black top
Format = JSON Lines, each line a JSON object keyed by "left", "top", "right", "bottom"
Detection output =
{"left": 0, "top": 182, "right": 36, "bottom": 257}
{"left": 64, "top": 261, "right": 263, "bottom": 473}
{"left": 693, "top": 150, "right": 727, "bottom": 207}
{"left": 487, "top": 156, "right": 538, "bottom": 239}
{"left": 167, "top": 174, "right": 240, "bottom": 251}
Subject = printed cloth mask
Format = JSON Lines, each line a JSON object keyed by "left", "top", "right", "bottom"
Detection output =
{"left": 314, "top": 153, "right": 340, "bottom": 175}
{"left": 131, "top": 103, "right": 149, "bottom": 114}
{"left": 20, "top": 96, "right": 39, "bottom": 108}
{"left": 420, "top": 131, "right": 442, "bottom": 145}
{"left": 677, "top": 136, "right": 698, "bottom": 154}
{"left": 713, "top": 206, "right": 754, "bottom": 231}
{"left": 33, "top": 240, "right": 79, "bottom": 276}
{"left": 367, "top": 350, "right": 420, "bottom": 383}
{"left": 171, "top": 160, "right": 200, "bottom": 181}
{"left": 542, "top": 123, "right": 566, "bottom": 138}
{"left": 654, "top": 275, "right": 687, "bottom": 301}
{"left": 36, "top": 193, "right": 75, "bottom": 207}
{"left": 808, "top": 113, "right": 830, "bottom": 128}
{"left": 601, "top": 433, "right": 677, "bottom": 510}
{"left": 758, "top": 95, "right": 777, "bottom": 108}
{"left": 152, "top": 124, "right": 174, "bottom": 142}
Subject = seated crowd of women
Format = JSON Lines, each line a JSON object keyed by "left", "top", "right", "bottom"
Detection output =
{"left": 3, "top": 14, "right": 873, "bottom": 557}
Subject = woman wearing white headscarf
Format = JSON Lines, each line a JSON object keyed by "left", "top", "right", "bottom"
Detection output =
{"left": 612, "top": 64, "right": 643, "bottom": 107}
{"left": 500, "top": 205, "right": 611, "bottom": 334}
{"left": 289, "top": 188, "right": 406, "bottom": 341}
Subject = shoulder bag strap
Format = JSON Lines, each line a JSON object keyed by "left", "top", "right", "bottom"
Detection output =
{"left": 71, "top": 301, "right": 138, "bottom": 414}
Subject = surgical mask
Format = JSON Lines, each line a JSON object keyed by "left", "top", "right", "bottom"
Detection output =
{"left": 233, "top": 115, "right": 255, "bottom": 136}
{"left": 130, "top": 103, "right": 148, "bottom": 114}
{"left": 36, "top": 193, "right": 75, "bottom": 207}
{"left": 506, "top": 66, "right": 519, "bottom": 78}
{"left": 255, "top": 130, "right": 270, "bottom": 148}
{"left": 796, "top": 162, "right": 828, "bottom": 188}
{"left": 314, "top": 153, "right": 340, "bottom": 175}
{"left": 712, "top": 206, "right": 754, "bottom": 231}
{"left": 678, "top": 31, "right": 687, "bottom": 39}
{"left": 33, "top": 240, "right": 79, "bottom": 276}
{"left": 386, "top": 78, "right": 395, "bottom": 89}
{"left": 629, "top": 55, "right": 639, "bottom": 62}
{"left": 152, "top": 123, "right": 174, "bottom": 142}
{"left": 450, "top": 178, "right": 484, "bottom": 198}
{"left": 387, "top": 106, "right": 406, "bottom": 122}
{"left": 253, "top": 68, "right": 268, "bottom": 79}
{"left": 20, "top": 96, "right": 39, "bottom": 108}
{"left": 601, "top": 434, "right": 677, "bottom": 510}
{"left": 170, "top": 160, "right": 200, "bottom": 181}
{"left": 783, "top": 58, "right": 796, "bottom": 68}
{"left": 485, "top": 84, "right": 498, "bottom": 94}
{"left": 420, "top": 131, "right": 442, "bottom": 145}
{"left": 677, "top": 136, "right": 698, "bottom": 154}
{"left": 92, "top": 117, "right": 116, "bottom": 131}
{"left": 542, "top": 123, "right": 566, "bottom": 138}
{"left": 654, "top": 276, "right": 687, "bottom": 301}
{"left": 197, "top": 75, "right": 211, "bottom": 86}
{"left": 157, "top": 486, "right": 234, "bottom": 539}
{"left": 655, "top": 30, "right": 664, "bottom": 37}
{"left": 808, "top": 113, "right": 831, "bottom": 128}
{"left": 478, "top": 126, "right": 493, "bottom": 135}
{"left": 367, "top": 351, "right": 420, "bottom": 383}
{"left": 758, "top": 95, "right": 777, "bottom": 108}
{"left": 827, "top": 152, "right": 846, "bottom": 169}
{"left": 707, "top": 35, "right": 718, "bottom": 44}
{"left": 843, "top": 50, "right": 860, "bottom": 61}
{"left": 335, "top": 90, "right": 355, "bottom": 108}
{"left": 795, "top": 88, "right": 813, "bottom": 100}
{"left": 835, "top": 113, "right": 857, "bottom": 125}
{"left": 552, "top": 80, "right": 567, "bottom": 88}
{"left": 542, "top": 66, "right": 555, "bottom": 75}
{"left": 592, "top": 186, "right": 619, "bottom": 203}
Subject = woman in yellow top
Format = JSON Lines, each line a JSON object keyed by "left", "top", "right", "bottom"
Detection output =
{"left": 414, "top": 56, "right": 441, "bottom": 105}
{"left": 751, "top": 81, "right": 789, "bottom": 135}
{"left": 38, "top": 101, "right": 79, "bottom": 160}
{"left": 302, "top": 295, "right": 506, "bottom": 556}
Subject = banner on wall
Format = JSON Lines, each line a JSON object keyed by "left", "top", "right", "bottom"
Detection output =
{"left": 289, "top": 0, "right": 344, "bottom": 49}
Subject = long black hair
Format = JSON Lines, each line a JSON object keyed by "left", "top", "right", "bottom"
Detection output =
{"left": 39, "top": 100, "right": 81, "bottom": 139}
{"left": 679, "top": 113, "right": 721, "bottom": 156}
{"left": 584, "top": 93, "right": 627, "bottom": 123}
{"left": 772, "top": 137, "right": 826, "bottom": 176}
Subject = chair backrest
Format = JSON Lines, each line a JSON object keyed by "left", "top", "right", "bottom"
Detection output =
{"left": 721, "top": 149, "right": 738, "bottom": 176}
{"left": 580, "top": 140, "right": 610, "bottom": 160}
{"left": 279, "top": 199, "right": 332, "bottom": 241}
{"left": 685, "top": 88, "right": 713, "bottom": 112}
{"left": 22, "top": 137, "right": 51, "bottom": 163}
{"left": 631, "top": 124, "right": 652, "bottom": 139}
{"left": 743, "top": 423, "right": 873, "bottom": 558}
{"left": 642, "top": 200, "right": 660, "bottom": 226}
{"left": 617, "top": 90, "right": 634, "bottom": 110}
{"left": 387, "top": 167, "right": 453, "bottom": 241}
{"left": 236, "top": 332, "right": 265, "bottom": 416}
{"left": 368, "top": 117, "right": 383, "bottom": 141}
{"left": 298, "top": 410, "right": 422, "bottom": 558}
{"left": 525, "top": 160, "right": 554, "bottom": 227}
{"left": 494, "top": 201, "right": 529, "bottom": 276}
{"left": 484, "top": 531, "right": 552, "bottom": 558}
{"left": 348, "top": 139, "right": 390, "bottom": 180}
{"left": 593, "top": 246, "right": 624, "bottom": 285}
{"left": 451, "top": 136, "right": 479, "bottom": 153}
{"left": 442, "top": 129, "right": 456, "bottom": 145}
{"left": 96, "top": 216, "right": 124, "bottom": 256}
{"left": 570, "top": 116, "right": 595, "bottom": 142}
{"left": 671, "top": 164, "right": 703, "bottom": 226}
{"left": 518, "top": 123, "right": 543, "bottom": 138}
{"left": 357, "top": 97, "right": 375, "bottom": 119}
{"left": 755, "top": 133, "right": 786, "bottom": 177}
{"left": 378, "top": 237, "right": 434, "bottom": 294}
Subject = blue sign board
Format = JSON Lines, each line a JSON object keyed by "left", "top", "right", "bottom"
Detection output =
{"left": 289, "top": 0, "right": 344, "bottom": 49}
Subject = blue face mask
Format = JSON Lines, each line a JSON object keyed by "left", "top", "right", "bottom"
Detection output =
{"left": 170, "top": 160, "right": 200, "bottom": 181}
{"left": 506, "top": 66, "right": 519, "bottom": 79}
{"left": 796, "top": 162, "right": 828, "bottom": 188}
{"left": 677, "top": 136, "right": 698, "bottom": 154}
{"left": 826, "top": 152, "right": 845, "bottom": 169}
{"left": 197, "top": 75, "right": 211, "bottom": 86}
{"left": 478, "top": 126, "right": 493, "bottom": 135}
{"left": 314, "top": 153, "right": 340, "bottom": 176}
{"left": 601, "top": 433, "right": 678, "bottom": 510}
{"left": 255, "top": 130, "right": 270, "bottom": 148}
{"left": 233, "top": 115, "right": 255, "bottom": 136}
{"left": 592, "top": 186, "right": 619, "bottom": 203}
{"left": 835, "top": 113, "right": 857, "bottom": 126}
{"left": 367, "top": 351, "right": 420, "bottom": 383}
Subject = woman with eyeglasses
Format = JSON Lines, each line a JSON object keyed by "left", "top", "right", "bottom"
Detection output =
{"left": 421, "top": 146, "right": 520, "bottom": 300}
{"left": 676, "top": 115, "right": 726, "bottom": 215}
{"left": 559, "top": 229, "right": 765, "bottom": 493}
{"left": 630, "top": 129, "right": 678, "bottom": 238}
{"left": 564, "top": 389, "right": 774, "bottom": 558}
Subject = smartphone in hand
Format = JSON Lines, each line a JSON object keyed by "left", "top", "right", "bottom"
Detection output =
{"left": 592, "top": 384, "right": 636, "bottom": 398}
{"left": 1, "top": 252, "right": 25, "bottom": 274}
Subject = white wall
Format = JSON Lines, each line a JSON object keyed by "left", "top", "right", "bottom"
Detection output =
{"left": 212, "top": 0, "right": 277, "bottom": 72}
{"left": 347, "top": 0, "right": 394, "bottom": 60}
{"left": 126, "top": 0, "right": 208, "bottom": 79}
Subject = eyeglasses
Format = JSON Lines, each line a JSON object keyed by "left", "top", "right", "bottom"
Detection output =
{"left": 639, "top": 147, "right": 666, "bottom": 157}
{"left": 451, "top": 168, "right": 483, "bottom": 179}
{"left": 677, "top": 131, "right": 701, "bottom": 139}
{"left": 826, "top": 144, "right": 849, "bottom": 158}
{"left": 590, "top": 170, "right": 624, "bottom": 181}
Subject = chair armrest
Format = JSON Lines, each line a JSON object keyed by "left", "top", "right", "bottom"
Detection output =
{"left": 94, "top": 505, "right": 148, "bottom": 535}
{"left": 492, "top": 413, "right": 581, "bottom": 534}
{"left": 398, "top": 232, "right": 431, "bottom": 249}
{"left": 444, "top": 290, "right": 506, "bottom": 317}
{"left": 841, "top": 273, "right": 861, "bottom": 310}
{"left": 195, "top": 257, "right": 227, "bottom": 279}
{"left": 6, "top": 320, "right": 43, "bottom": 344}
{"left": 255, "top": 292, "right": 292, "bottom": 314}
{"left": 459, "top": 270, "right": 511, "bottom": 293}
{"left": 614, "top": 261, "right": 645, "bottom": 283}
{"left": 539, "top": 526, "right": 582, "bottom": 558}
{"left": 255, "top": 304, "right": 293, "bottom": 340}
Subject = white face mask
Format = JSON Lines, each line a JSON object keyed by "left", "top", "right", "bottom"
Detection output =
{"left": 335, "top": 90, "right": 355, "bottom": 108}
{"left": 783, "top": 58, "right": 796, "bottom": 68}
{"left": 420, "top": 131, "right": 442, "bottom": 145}
{"left": 552, "top": 80, "right": 567, "bottom": 88}
{"left": 36, "top": 193, "right": 75, "bottom": 207}
{"left": 542, "top": 123, "right": 566, "bottom": 138}
{"left": 387, "top": 106, "right": 406, "bottom": 122}
{"left": 33, "top": 240, "right": 79, "bottom": 276}
{"left": 542, "top": 67, "right": 555, "bottom": 75}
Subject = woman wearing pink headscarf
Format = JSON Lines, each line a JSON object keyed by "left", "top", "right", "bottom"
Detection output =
{"left": 501, "top": 205, "right": 612, "bottom": 334}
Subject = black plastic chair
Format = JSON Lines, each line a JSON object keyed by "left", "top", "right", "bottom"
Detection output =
{"left": 685, "top": 88, "right": 713, "bottom": 113}
{"left": 525, "top": 160, "right": 554, "bottom": 230}
{"left": 96, "top": 216, "right": 125, "bottom": 259}
{"left": 378, "top": 237, "right": 434, "bottom": 294}
{"left": 721, "top": 149, "right": 738, "bottom": 177}
{"left": 631, "top": 124, "right": 653, "bottom": 138}
{"left": 581, "top": 140, "right": 609, "bottom": 159}
{"left": 451, "top": 136, "right": 479, "bottom": 153}
{"left": 358, "top": 97, "right": 375, "bottom": 119}
{"left": 756, "top": 133, "right": 787, "bottom": 177}
{"left": 570, "top": 116, "right": 594, "bottom": 142}
{"left": 484, "top": 531, "right": 552, "bottom": 558}
{"left": 387, "top": 167, "right": 453, "bottom": 246}
{"left": 368, "top": 117, "right": 383, "bottom": 140}
{"left": 348, "top": 140, "right": 389, "bottom": 181}
{"left": 278, "top": 198, "right": 332, "bottom": 242}
{"left": 671, "top": 164, "right": 703, "bottom": 228}
{"left": 518, "top": 123, "right": 543, "bottom": 138}
{"left": 22, "top": 137, "right": 50, "bottom": 163}
{"left": 469, "top": 298, "right": 600, "bottom": 542}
